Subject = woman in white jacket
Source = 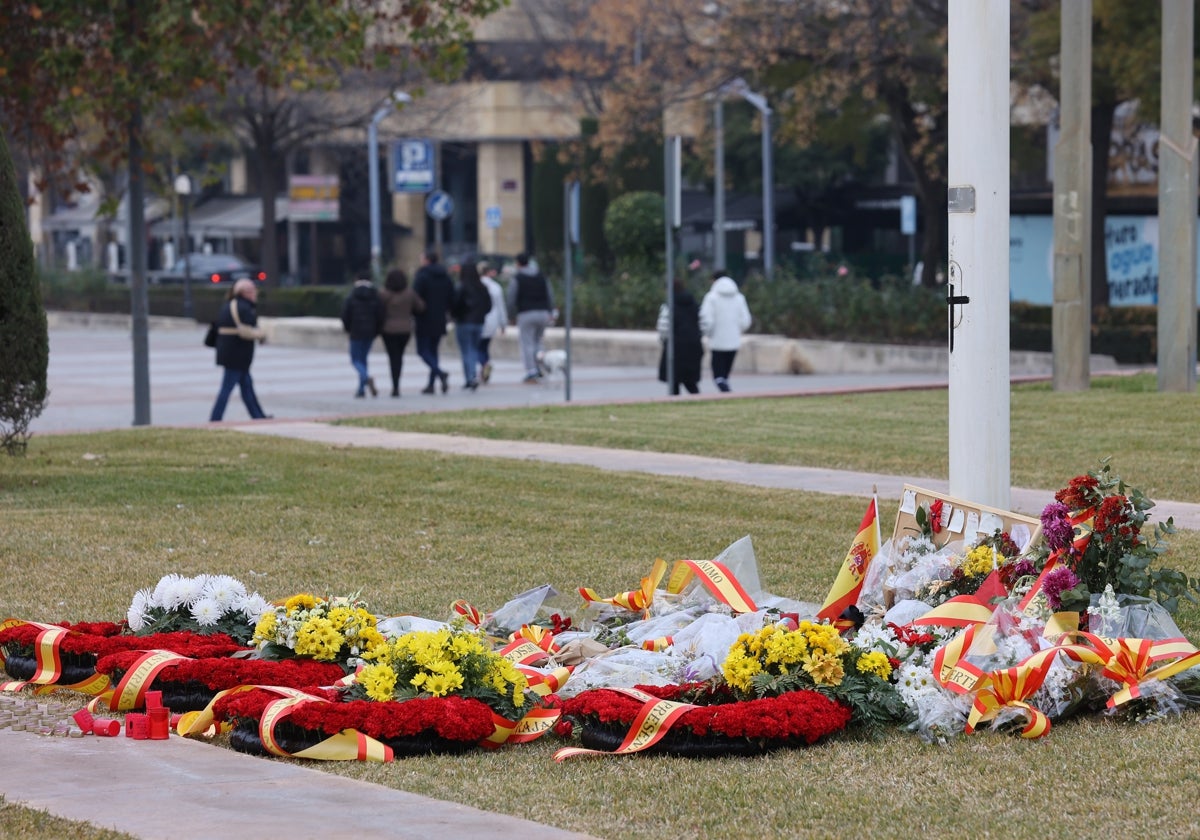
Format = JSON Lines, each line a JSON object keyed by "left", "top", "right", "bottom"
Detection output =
{"left": 698, "top": 272, "right": 752, "bottom": 392}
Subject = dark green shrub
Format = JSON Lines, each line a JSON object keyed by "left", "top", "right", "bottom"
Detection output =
{"left": 603, "top": 192, "right": 664, "bottom": 262}
{"left": 0, "top": 131, "right": 48, "bottom": 455}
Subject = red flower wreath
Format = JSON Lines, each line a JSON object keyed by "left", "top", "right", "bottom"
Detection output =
{"left": 0, "top": 623, "right": 248, "bottom": 659}
{"left": 561, "top": 684, "right": 851, "bottom": 745}
{"left": 214, "top": 688, "right": 498, "bottom": 743}
{"left": 95, "top": 651, "right": 345, "bottom": 691}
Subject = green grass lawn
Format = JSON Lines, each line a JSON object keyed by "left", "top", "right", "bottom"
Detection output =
{"left": 342, "top": 372, "right": 1200, "bottom": 503}
{"left": 4, "top": 375, "right": 1200, "bottom": 838}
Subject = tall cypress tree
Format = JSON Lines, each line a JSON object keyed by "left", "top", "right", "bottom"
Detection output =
{"left": 0, "top": 130, "right": 48, "bottom": 454}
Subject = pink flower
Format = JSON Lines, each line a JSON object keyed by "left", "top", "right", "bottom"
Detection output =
{"left": 836, "top": 265, "right": 849, "bottom": 277}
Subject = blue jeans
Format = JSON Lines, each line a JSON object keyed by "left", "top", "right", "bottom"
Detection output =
{"left": 415, "top": 329, "right": 445, "bottom": 386}
{"left": 210, "top": 367, "right": 266, "bottom": 421}
{"left": 349, "top": 337, "right": 374, "bottom": 394}
{"left": 455, "top": 323, "right": 483, "bottom": 385}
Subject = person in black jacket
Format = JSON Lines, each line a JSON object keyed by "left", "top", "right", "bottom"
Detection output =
{"left": 656, "top": 277, "right": 704, "bottom": 395}
{"left": 412, "top": 250, "right": 455, "bottom": 394}
{"left": 451, "top": 262, "right": 492, "bottom": 390}
{"left": 209, "top": 279, "right": 270, "bottom": 421}
{"left": 341, "top": 273, "right": 385, "bottom": 397}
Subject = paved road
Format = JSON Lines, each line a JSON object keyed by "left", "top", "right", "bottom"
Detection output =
{"left": 32, "top": 322, "right": 954, "bottom": 434}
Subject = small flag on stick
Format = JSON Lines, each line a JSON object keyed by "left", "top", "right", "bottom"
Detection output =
{"left": 817, "top": 492, "right": 881, "bottom": 624}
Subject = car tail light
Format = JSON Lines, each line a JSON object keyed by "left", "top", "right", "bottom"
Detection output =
{"left": 210, "top": 274, "right": 221, "bottom": 283}
{"left": 257, "top": 271, "right": 266, "bottom": 282}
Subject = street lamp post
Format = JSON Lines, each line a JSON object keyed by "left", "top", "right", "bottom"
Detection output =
{"left": 368, "top": 90, "right": 412, "bottom": 278}
{"left": 173, "top": 173, "right": 193, "bottom": 319}
{"left": 724, "top": 79, "right": 774, "bottom": 279}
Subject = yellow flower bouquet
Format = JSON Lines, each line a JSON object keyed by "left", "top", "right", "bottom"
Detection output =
{"left": 252, "top": 593, "right": 387, "bottom": 668}
{"left": 343, "top": 624, "right": 533, "bottom": 722}
{"left": 722, "top": 621, "right": 906, "bottom": 729}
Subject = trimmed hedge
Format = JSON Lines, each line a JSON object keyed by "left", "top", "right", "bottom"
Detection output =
{"left": 41, "top": 268, "right": 1197, "bottom": 364}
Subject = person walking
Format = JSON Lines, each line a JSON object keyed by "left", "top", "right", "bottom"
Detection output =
{"left": 699, "top": 271, "right": 752, "bottom": 392}
{"left": 477, "top": 260, "right": 507, "bottom": 385}
{"left": 412, "top": 249, "right": 455, "bottom": 394}
{"left": 378, "top": 268, "right": 423, "bottom": 397}
{"left": 341, "top": 273, "right": 385, "bottom": 398}
{"left": 505, "top": 252, "right": 555, "bottom": 383}
{"left": 657, "top": 276, "right": 703, "bottom": 395}
{"left": 209, "top": 279, "right": 270, "bottom": 421}
{"left": 451, "top": 261, "right": 492, "bottom": 390}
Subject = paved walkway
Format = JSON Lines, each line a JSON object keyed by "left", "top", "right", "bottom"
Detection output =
{"left": 11, "top": 319, "right": 1197, "bottom": 839}
{"left": 0, "top": 725, "right": 593, "bottom": 840}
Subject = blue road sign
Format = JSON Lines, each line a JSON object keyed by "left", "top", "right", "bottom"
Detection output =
{"left": 391, "top": 139, "right": 434, "bottom": 194}
{"left": 425, "top": 190, "right": 454, "bottom": 221}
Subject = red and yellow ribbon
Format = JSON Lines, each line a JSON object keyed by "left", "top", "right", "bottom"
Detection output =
{"left": 88, "top": 650, "right": 190, "bottom": 712}
{"left": 0, "top": 619, "right": 110, "bottom": 697}
{"left": 579, "top": 559, "right": 668, "bottom": 613}
{"left": 553, "top": 687, "right": 697, "bottom": 761}
{"left": 669, "top": 559, "right": 758, "bottom": 614}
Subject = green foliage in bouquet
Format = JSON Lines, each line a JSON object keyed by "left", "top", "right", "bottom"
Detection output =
{"left": 342, "top": 624, "right": 534, "bottom": 722}
{"left": 721, "top": 621, "right": 908, "bottom": 731}
{"left": 1041, "top": 462, "right": 1194, "bottom": 614}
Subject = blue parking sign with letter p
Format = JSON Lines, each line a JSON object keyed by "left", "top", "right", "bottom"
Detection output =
{"left": 392, "top": 140, "right": 434, "bottom": 193}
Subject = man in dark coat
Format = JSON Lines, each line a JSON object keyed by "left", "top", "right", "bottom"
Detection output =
{"left": 209, "top": 279, "right": 269, "bottom": 420}
{"left": 412, "top": 250, "right": 455, "bottom": 394}
{"left": 341, "top": 273, "right": 385, "bottom": 397}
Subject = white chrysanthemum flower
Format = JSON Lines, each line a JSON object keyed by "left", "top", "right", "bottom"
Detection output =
{"left": 238, "top": 593, "right": 271, "bottom": 623}
{"left": 202, "top": 575, "right": 247, "bottom": 612}
{"left": 190, "top": 597, "right": 223, "bottom": 627}
{"left": 850, "top": 622, "right": 898, "bottom": 654}
{"left": 126, "top": 588, "right": 152, "bottom": 631}
{"left": 171, "top": 575, "right": 206, "bottom": 608}
{"left": 151, "top": 574, "right": 186, "bottom": 609}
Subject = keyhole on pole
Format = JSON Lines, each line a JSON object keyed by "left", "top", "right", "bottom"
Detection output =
{"left": 946, "top": 261, "right": 970, "bottom": 353}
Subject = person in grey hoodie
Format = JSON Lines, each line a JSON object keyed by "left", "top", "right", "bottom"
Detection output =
{"left": 698, "top": 271, "right": 752, "bottom": 392}
{"left": 505, "top": 253, "right": 555, "bottom": 383}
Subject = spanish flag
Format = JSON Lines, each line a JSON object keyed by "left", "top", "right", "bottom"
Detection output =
{"left": 817, "top": 495, "right": 881, "bottom": 624}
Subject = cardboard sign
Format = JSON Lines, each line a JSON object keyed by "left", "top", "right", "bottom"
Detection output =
{"left": 892, "top": 484, "right": 1042, "bottom": 553}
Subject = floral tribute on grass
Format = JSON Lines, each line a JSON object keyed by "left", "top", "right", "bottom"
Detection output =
{"left": 196, "top": 624, "right": 561, "bottom": 760}
{"left": 126, "top": 574, "right": 270, "bottom": 646}
{"left": 252, "top": 593, "right": 386, "bottom": 668}
{"left": 93, "top": 650, "right": 345, "bottom": 711}
{"left": 0, "top": 619, "right": 247, "bottom": 695}
{"left": 849, "top": 463, "right": 1200, "bottom": 742}
{"left": 555, "top": 682, "right": 852, "bottom": 759}
{"left": 211, "top": 686, "right": 496, "bottom": 761}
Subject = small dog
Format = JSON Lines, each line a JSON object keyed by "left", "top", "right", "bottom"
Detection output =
{"left": 536, "top": 349, "right": 568, "bottom": 383}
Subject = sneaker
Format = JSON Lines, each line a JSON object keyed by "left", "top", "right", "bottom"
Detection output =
{"left": 523, "top": 374, "right": 540, "bottom": 384}
{"left": 481, "top": 362, "right": 493, "bottom": 384}
{"left": 716, "top": 378, "right": 731, "bottom": 393}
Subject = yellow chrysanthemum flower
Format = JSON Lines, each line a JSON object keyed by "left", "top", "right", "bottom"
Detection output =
{"left": 252, "top": 612, "right": 278, "bottom": 644}
{"left": 802, "top": 650, "right": 845, "bottom": 686}
{"left": 294, "top": 617, "right": 344, "bottom": 661}
{"left": 284, "top": 593, "right": 320, "bottom": 613}
{"left": 856, "top": 650, "right": 893, "bottom": 680}
{"left": 721, "top": 648, "right": 762, "bottom": 692}
{"left": 961, "top": 544, "right": 999, "bottom": 577}
{"left": 327, "top": 607, "right": 351, "bottom": 629}
{"left": 357, "top": 663, "right": 398, "bottom": 702}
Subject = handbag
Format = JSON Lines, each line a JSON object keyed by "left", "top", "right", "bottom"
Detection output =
{"left": 204, "top": 322, "right": 218, "bottom": 348}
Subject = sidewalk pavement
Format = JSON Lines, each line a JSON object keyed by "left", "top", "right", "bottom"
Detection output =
{"left": 0, "top": 725, "right": 594, "bottom": 840}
